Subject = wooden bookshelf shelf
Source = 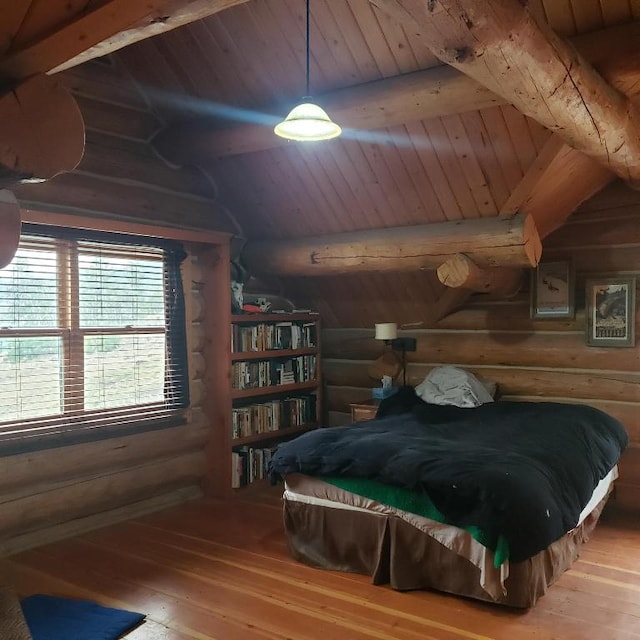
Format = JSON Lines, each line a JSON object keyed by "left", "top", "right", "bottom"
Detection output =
{"left": 231, "top": 423, "right": 318, "bottom": 447}
{"left": 231, "top": 380, "right": 318, "bottom": 399}
{"left": 231, "top": 347, "right": 317, "bottom": 362}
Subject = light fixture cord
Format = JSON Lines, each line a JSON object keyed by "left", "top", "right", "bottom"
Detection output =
{"left": 305, "top": 0, "right": 310, "bottom": 97}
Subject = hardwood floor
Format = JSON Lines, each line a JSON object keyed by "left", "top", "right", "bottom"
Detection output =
{"left": 2, "top": 486, "right": 640, "bottom": 640}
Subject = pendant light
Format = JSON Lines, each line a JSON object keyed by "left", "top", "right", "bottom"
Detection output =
{"left": 274, "top": 0, "right": 342, "bottom": 141}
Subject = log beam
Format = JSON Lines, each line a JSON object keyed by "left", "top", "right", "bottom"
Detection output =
{"left": 0, "top": 190, "right": 20, "bottom": 269}
{"left": 368, "top": 0, "right": 640, "bottom": 187}
{"left": 500, "top": 134, "right": 615, "bottom": 239}
{"left": 242, "top": 212, "right": 542, "bottom": 277}
{"left": 437, "top": 254, "right": 523, "bottom": 296}
{"left": 0, "top": 74, "right": 85, "bottom": 185}
{"left": 0, "top": 0, "right": 249, "bottom": 82}
{"left": 153, "top": 21, "right": 640, "bottom": 162}
{"left": 154, "top": 65, "right": 500, "bottom": 163}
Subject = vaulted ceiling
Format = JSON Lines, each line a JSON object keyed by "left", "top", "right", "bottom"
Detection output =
{"left": 2, "top": 0, "right": 640, "bottom": 325}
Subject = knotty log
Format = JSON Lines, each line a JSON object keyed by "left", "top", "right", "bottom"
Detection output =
{"left": 437, "top": 253, "right": 523, "bottom": 296}
{"left": 0, "top": 190, "right": 20, "bottom": 268}
{"left": 369, "top": 0, "right": 640, "bottom": 187}
{"left": 0, "top": 74, "right": 84, "bottom": 184}
{"left": 242, "top": 213, "right": 542, "bottom": 276}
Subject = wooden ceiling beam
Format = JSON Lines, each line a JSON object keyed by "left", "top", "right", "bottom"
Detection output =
{"left": 241, "top": 212, "right": 542, "bottom": 277}
{"left": 0, "top": 0, "right": 249, "bottom": 82}
{"left": 153, "top": 21, "right": 640, "bottom": 162}
{"left": 154, "top": 64, "right": 501, "bottom": 163}
{"left": 437, "top": 253, "right": 523, "bottom": 296}
{"left": 369, "top": 0, "right": 640, "bottom": 187}
{"left": 498, "top": 134, "right": 614, "bottom": 239}
{"left": 0, "top": 74, "right": 85, "bottom": 185}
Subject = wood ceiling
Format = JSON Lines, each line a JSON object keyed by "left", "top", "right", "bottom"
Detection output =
{"left": 2, "top": 0, "right": 639, "bottom": 325}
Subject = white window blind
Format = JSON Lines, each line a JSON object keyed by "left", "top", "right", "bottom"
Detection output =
{"left": 0, "top": 228, "right": 189, "bottom": 447}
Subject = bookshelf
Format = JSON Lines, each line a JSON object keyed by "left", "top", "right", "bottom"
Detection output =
{"left": 229, "top": 312, "right": 322, "bottom": 489}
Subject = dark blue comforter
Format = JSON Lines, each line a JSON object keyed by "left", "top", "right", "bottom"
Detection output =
{"left": 269, "top": 388, "right": 628, "bottom": 562}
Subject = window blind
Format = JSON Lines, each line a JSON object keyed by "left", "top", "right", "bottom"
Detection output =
{"left": 0, "top": 226, "right": 189, "bottom": 446}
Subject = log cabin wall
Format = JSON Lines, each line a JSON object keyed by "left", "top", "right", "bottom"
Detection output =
{"left": 0, "top": 246, "right": 218, "bottom": 557}
{"left": 315, "top": 181, "right": 640, "bottom": 511}
{"left": 0, "top": 58, "right": 238, "bottom": 555}
{"left": 11, "top": 58, "right": 237, "bottom": 234}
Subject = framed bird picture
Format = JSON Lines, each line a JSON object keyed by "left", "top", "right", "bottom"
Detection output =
{"left": 530, "top": 260, "right": 574, "bottom": 319}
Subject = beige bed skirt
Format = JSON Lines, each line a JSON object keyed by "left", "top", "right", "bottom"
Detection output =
{"left": 282, "top": 474, "right": 610, "bottom": 608}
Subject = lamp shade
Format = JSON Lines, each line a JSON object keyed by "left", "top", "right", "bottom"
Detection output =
{"left": 375, "top": 322, "right": 398, "bottom": 341}
{"left": 274, "top": 102, "right": 342, "bottom": 141}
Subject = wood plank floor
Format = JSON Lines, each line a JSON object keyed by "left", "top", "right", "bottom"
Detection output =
{"left": 2, "top": 486, "right": 640, "bottom": 640}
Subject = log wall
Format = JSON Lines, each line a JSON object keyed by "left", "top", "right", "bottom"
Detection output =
{"left": 10, "top": 59, "right": 236, "bottom": 234}
{"left": 321, "top": 182, "right": 640, "bottom": 511}
{"left": 0, "top": 248, "right": 213, "bottom": 556}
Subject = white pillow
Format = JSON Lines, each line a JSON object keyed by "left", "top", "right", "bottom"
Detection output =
{"left": 415, "top": 366, "right": 494, "bottom": 408}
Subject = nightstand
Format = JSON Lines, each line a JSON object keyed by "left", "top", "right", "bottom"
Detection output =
{"left": 349, "top": 400, "right": 379, "bottom": 423}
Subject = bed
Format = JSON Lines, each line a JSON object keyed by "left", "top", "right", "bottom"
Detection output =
{"left": 269, "top": 384, "right": 628, "bottom": 608}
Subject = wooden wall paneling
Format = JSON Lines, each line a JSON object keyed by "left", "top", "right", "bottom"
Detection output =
{"left": 0, "top": 1, "right": 32, "bottom": 54}
{"left": 370, "top": 3, "right": 420, "bottom": 74}
{"left": 541, "top": 0, "right": 577, "bottom": 35}
{"left": 425, "top": 117, "right": 479, "bottom": 219}
{"left": 441, "top": 113, "right": 498, "bottom": 217}
{"left": 388, "top": 124, "right": 448, "bottom": 223}
{"left": 376, "top": 138, "right": 429, "bottom": 224}
{"left": 358, "top": 141, "right": 417, "bottom": 227}
{"left": 572, "top": 0, "right": 605, "bottom": 33}
{"left": 404, "top": 120, "right": 462, "bottom": 222}
{"left": 323, "top": 0, "right": 382, "bottom": 82}
{"left": 255, "top": 2, "right": 316, "bottom": 97}
{"left": 499, "top": 105, "right": 541, "bottom": 177}
{"left": 278, "top": 148, "right": 344, "bottom": 236}
{"left": 459, "top": 111, "right": 511, "bottom": 210}
{"left": 211, "top": 2, "right": 293, "bottom": 104}
{"left": 479, "top": 107, "right": 527, "bottom": 193}
{"left": 305, "top": 147, "right": 372, "bottom": 232}
{"left": 600, "top": 0, "right": 634, "bottom": 25}
{"left": 313, "top": 0, "right": 368, "bottom": 86}
{"left": 186, "top": 21, "right": 246, "bottom": 108}
{"left": 322, "top": 141, "right": 389, "bottom": 228}
{"left": 344, "top": 0, "right": 398, "bottom": 78}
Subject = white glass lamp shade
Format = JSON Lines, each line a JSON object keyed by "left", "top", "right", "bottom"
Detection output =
{"left": 375, "top": 323, "right": 398, "bottom": 341}
{"left": 274, "top": 102, "right": 342, "bottom": 141}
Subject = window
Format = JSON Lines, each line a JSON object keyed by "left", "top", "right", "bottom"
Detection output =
{"left": 0, "top": 225, "right": 189, "bottom": 450}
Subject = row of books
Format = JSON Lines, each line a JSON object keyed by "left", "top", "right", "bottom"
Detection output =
{"left": 232, "top": 445, "right": 273, "bottom": 488}
{"left": 232, "top": 395, "right": 316, "bottom": 439}
{"left": 231, "top": 355, "right": 317, "bottom": 390}
{"left": 232, "top": 321, "right": 317, "bottom": 353}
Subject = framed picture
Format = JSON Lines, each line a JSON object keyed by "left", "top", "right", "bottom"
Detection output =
{"left": 531, "top": 261, "right": 574, "bottom": 319}
{"left": 586, "top": 277, "right": 636, "bottom": 347}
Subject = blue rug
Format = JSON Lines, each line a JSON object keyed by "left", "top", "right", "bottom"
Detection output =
{"left": 21, "top": 594, "right": 145, "bottom": 640}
